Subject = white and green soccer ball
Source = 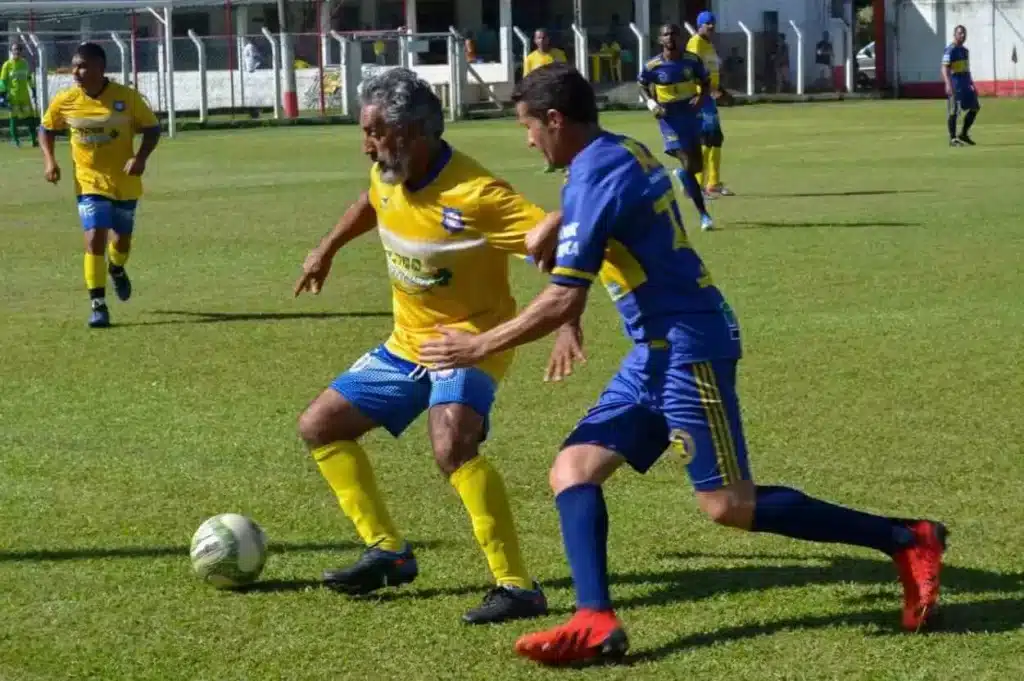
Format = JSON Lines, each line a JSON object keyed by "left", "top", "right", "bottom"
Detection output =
{"left": 189, "top": 513, "right": 268, "bottom": 589}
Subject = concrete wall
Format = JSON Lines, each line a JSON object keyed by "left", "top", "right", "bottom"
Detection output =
{"left": 890, "top": 0, "right": 1024, "bottom": 95}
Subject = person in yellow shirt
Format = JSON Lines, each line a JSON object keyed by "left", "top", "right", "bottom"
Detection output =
{"left": 293, "top": 67, "right": 584, "bottom": 624}
{"left": 686, "top": 12, "right": 734, "bottom": 196}
{"left": 523, "top": 29, "right": 567, "bottom": 173}
{"left": 1, "top": 42, "right": 39, "bottom": 147}
{"left": 40, "top": 42, "right": 161, "bottom": 328}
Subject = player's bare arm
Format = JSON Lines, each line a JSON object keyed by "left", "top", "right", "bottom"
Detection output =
{"left": 638, "top": 85, "right": 665, "bottom": 118}
{"left": 941, "top": 63, "right": 953, "bottom": 95}
{"left": 420, "top": 283, "right": 588, "bottom": 369}
{"left": 525, "top": 210, "right": 563, "bottom": 272}
{"left": 39, "top": 128, "right": 61, "bottom": 184}
{"left": 294, "top": 191, "right": 377, "bottom": 296}
{"left": 125, "top": 127, "right": 161, "bottom": 176}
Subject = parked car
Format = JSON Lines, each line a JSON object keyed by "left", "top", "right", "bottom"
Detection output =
{"left": 856, "top": 41, "right": 876, "bottom": 86}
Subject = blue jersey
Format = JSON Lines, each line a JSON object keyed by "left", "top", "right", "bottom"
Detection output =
{"left": 551, "top": 132, "right": 741, "bottom": 362}
{"left": 942, "top": 43, "right": 973, "bottom": 87}
{"left": 638, "top": 52, "right": 709, "bottom": 119}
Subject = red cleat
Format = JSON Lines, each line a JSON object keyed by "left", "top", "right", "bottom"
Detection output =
{"left": 894, "top": 520, "right": 948, "bottom": 631}
{"left": 514, "top": 608, "right": 629, "bottom": 666}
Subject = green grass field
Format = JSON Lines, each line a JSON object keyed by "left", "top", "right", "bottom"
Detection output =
{"left": 3, "top": 100, "right": 1023, "bottom": 681}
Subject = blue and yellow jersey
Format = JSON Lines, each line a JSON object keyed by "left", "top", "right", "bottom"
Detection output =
{"left": 0, "top": 57, "right": 34, "bottom": 100}
{"left": 368, "top": 143, "right": 546, "bottom": 380}
{"left": 638, "top": 52, "right": 709, "bottom": 117}
{"left": 551, "top": 132, "right": 740, "bottom": 361}
{"left": 686, "top": 34, "right": 720, "bottom": 91}
{"left": 942, "top": 43, "right": 972, "bottom": 85}
{"left": 41, "top": 80, "right": 159, "bottom": 200}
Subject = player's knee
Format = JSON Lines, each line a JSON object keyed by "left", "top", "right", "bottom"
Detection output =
{"left": 549, "top": 445, "right": 622, "bottom": 495}
{"left": 695, "top": 482, "right": 756, "bottom": 529}
{"left": 83, "top": 229, "right": 106, "bottom": 255}
{"left": 428, "top": 404, "right": 483, "bottom": 476}
{"left": 297, "top": 391, "right": 373, "bottom": 447}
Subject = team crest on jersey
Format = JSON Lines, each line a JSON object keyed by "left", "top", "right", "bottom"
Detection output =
{"left": 113, "top": 100, "right": 126, "bottom": 112}
{"left": 657, "top": 71, "right": 669, "bottom": 83}
{"left": 668, "top": 429, "right": 695, "bottom": 465}
{"left": 441, "top": 207, "right": 464, "bottom": 233}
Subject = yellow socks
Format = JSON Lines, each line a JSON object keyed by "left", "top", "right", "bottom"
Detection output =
{"left": 312, "top": 441, "right": 404, "bottom": 552}
{"left": 84, "top": 253, "right": 106, "bottom": 291}
{"left": 450, "top": 456, "right": 531, "bottom": 590}
{"left": 707, "top": 146, "right": 722, "bottom": 188}
{"left": 108, "top": 242, "right": 130, "bottom": 268}
{"left": 699, "top": 145, "right": 712, "bottom": 188}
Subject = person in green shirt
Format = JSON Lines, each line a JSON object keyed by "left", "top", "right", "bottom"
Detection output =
{"left": 0, "top": 42, "right": 39, "bottom": 147}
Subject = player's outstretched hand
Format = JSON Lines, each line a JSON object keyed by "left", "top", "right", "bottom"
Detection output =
{"left": 124, "top": 156, "right": 147, "bottom": 176}
{"left": 420, "top": 327, "right": 484, "bottom": 370}
{"left": 44, "top": 163, "right": 61, "bottom": 184}
{"left": 293, "top": 248, "right": 334, "bottom": 297}
{"left": 544, "top": 320, "right": 586, "bottom": 382}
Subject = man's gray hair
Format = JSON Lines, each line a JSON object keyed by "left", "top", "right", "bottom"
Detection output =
{"left": 360, "top": 67, "right": 444, "bottom": 139}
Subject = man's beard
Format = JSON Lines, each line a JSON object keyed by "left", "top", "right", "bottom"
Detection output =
{"left": 376, "top": 141, "right": 412, "bottom": 185}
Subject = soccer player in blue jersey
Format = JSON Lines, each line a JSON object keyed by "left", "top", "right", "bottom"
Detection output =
{"left": 638, "top": 23, "right": 714, "bottom": 231}
{"left": 943, "top": 25, "right": 979, "bottom": 146}
{"left": 421, "top": 63, "right": 948, "bottom": 665}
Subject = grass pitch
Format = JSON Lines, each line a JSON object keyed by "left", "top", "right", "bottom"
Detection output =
{"left": 2, "top": 100, "right": 1023, "bottom": 681}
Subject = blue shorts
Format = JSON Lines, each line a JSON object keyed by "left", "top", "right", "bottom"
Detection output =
{"left": 658, "top": 115, "right": 701, "bottom": 154}
{"left": 948, "top": 87, "right": 979, "bottom": 115}
{"left": 77, "top": 195, "right": 138, "bottom": 234}
{"left": 699, "top": 97, "right": 722, "bottom": 135}
{"left": 563, "top": 348, "right": 750, "bottom": 491}
{"left": 330, "top": 344, "right": 498, "bottom": 438}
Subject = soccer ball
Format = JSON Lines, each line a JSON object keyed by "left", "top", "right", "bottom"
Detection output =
{"left": 189, "top": 513, "right": 268, "bottom": 589}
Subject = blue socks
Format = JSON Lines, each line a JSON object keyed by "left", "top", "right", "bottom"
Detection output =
{"left": 555, "top": 484, "right": 611, "bottom": 610}
{"left": 674, "top": 167, "right": 710, "bottom": 218}
{"left": 752, "top": 485, "right": 913, "bottom": 556}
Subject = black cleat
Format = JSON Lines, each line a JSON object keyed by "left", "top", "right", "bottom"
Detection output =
{"left": 322, "top": 543, "right": 418, "bottom": 595}
{"left": 462, "top": 582, "right": 549, "bottom": 624}
{"left": 949, "top": 137, "right": 964, "bottom": 147}
{"left": 109, "top": 266, "right": 132, "bottom": 301}
{"left": 958, "top": 134, "right": 976, "bottom": 146}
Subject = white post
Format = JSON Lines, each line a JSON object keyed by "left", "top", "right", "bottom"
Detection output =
{"left": 446, "top": 33, "right": 465, "bottom": 121}
{"left": 634, "top": 0, "right": 650, "bottom": 34}
{"left": 330, "top": 30, "right": 357, "bottom": 118}
{"left": 16, "top": 28, "right": 36, "bottom": 58}
{"left": 320, "top": 0, "right": 331, "bottom": 66}
{"left": 164, "top": 6, "right": 176, "bottom": 138}
{"left": 844, "top": 24, "right": 854, "bottom": 92}
{"left": 571, "top": 23, "right": 589, "bottom": 81}
{"left": 789, "top": 20, "right": 804, "bottom": 95}
{"left": 499, "top": 0, "right": 512, "bottom": 83}
{"left": 110, "top": 32, "right": 129, "bottom": 85}
{"left": 630, "top": 21, "right": 648, "bottom": 104}
{"left": 188, "top": 29, "right": 207, "bottom": 124}
{"left": 27, "top": 33, "right": 47, "bottom": 111}
{"left": 262, "top": 26, "right": 282, "bottom": 119}
{"left": 738, "top": 20, "right": 754, "bottom": 96}
{"left": 684, "top": 22, "right": 696, "bottom": 36}
{"left": 157, "top": 39, "right": 166, "bottom": 110}
{"left": 405, "top": 0, "right": 418, "bottom": 66}
{"left": 513, "top": 25, "right": 530, "bottom": 69}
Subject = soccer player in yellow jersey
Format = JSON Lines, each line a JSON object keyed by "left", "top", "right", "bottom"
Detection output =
{"left": 293, "top": 67, "right": 582, "bottom": 623}
{"left": 40, "top": 42, "right": 161, "bottom": 328}
{"left": 686, "top": 12, "right": 734, "bottom": 196}
{"left": 524, "top": 29, "right": 567, "bottom": 173}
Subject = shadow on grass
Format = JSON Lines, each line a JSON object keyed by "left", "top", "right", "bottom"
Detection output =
{"left": 629, "top": 597, "right": 1024, "bottom": 664}
{"left": 0, "top": 539, "right": 448, "bottom": 563}
{"left": 115, "top": 309, "right": 391, "bottom": 327}
{"left": 741, "top": 189, "right": 934, "bottom": 198}
{"left": 728, "top": 220, "right": 920, "bottom": 229}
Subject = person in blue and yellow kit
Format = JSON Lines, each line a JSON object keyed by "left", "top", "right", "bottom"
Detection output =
{"left": 943, "top": 25, "right": 980, "bottom": 146}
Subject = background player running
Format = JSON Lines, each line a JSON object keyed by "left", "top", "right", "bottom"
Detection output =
{"left": 687, "top": 12, "right": 734, "bottom": 197}
{"left": 638, "top": 23, "right": 714, "bottom": 231}
{"left": 942, "top": 25, "right": 979, "bottom": 146}
{"left": 40, "top": 42, "right": 161, "bottom": 328}
{"left": 293, "top": 67, "right": 584, "bottom": 624}
{"left": 0, "top": 42, "right": 39, "bottom": 148}
{"left": 421, "top": 63, "right": 948, "bottom": 665}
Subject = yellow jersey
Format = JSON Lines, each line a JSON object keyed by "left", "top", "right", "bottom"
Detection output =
{"left": 524, "top": 48, "right": 567, "bottom": 76}
{"left": 368, "top": 144, "right": 545, "bottom": 381}
{"left": 41, "top": 80, "right": 159, "bottom": 200}
{"left": 686, "top": 34, "right": 720, "bottom": 91}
